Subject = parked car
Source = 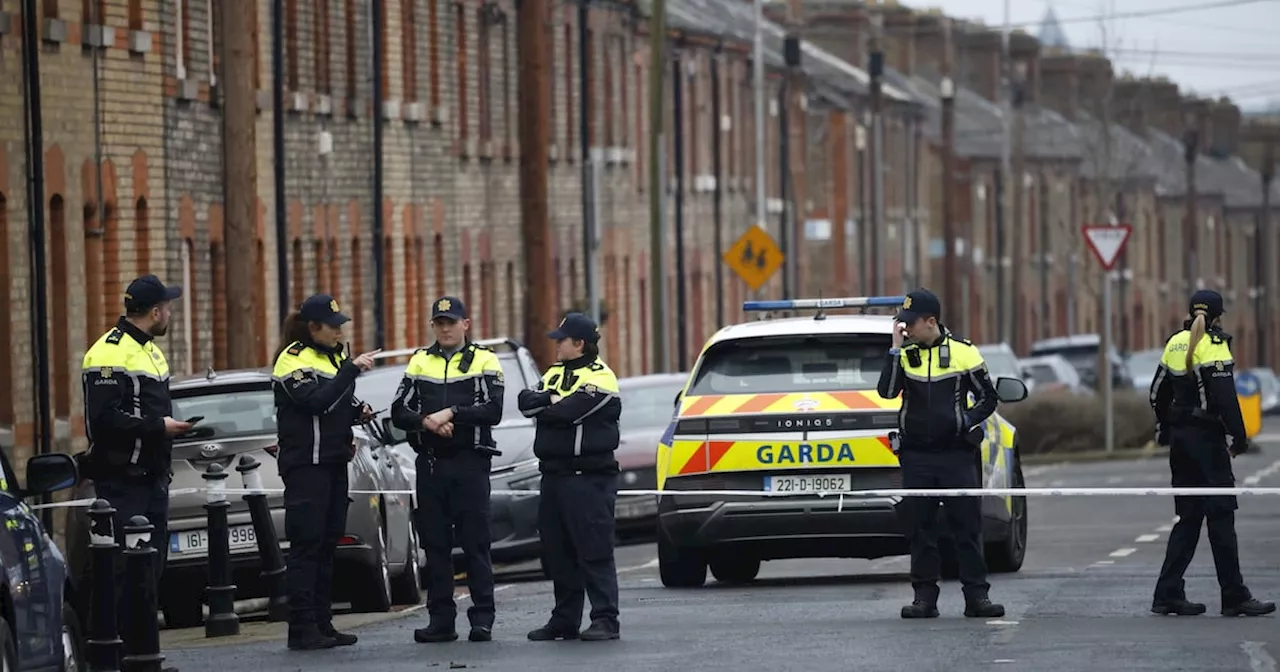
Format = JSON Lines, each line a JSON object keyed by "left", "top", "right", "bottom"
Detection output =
{"left": 614, "top": 373, "right": 689, "bottom": 534}
{"left": 65, "top": 367, "right": 421, "bottom": 630}
{"left": 0, "top": 449, "right": 85, "bottom": 672}
{"left": 1248, "top": 367, "right": 1280, "bottom": 415}
{"left": 1019, "top": 354, "right": 1091, "bottom": 396}
{"left": 355, "top": 339, "right": 547, "bottom": 567}
{"left": 1125, "top": 347, "right": 1165, "bottom": 393}
{"left": 1029, "top": 334, "right": 1132, "bottom": 389}
{"left": 977, "top": 343, "right": 1029, "bottom": 388}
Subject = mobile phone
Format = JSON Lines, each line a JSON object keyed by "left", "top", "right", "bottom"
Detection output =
{"left": 185, "top": 416, "right": 205, "bottom": 424}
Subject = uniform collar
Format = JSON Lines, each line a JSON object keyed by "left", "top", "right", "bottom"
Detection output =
{"left": 562, "top": 354, "right": 594, "bottom": 370}
{"left": 916, "top": 329, "right": 949, "bottom": 350}
{"left": 427, "top": 340, "right": 471, "bottom": 358}
{"left": 117, "top": 317, "right": 154, "bottom": 346}
{"left": 303, "top": 338, "right": 345, "bottom": 357}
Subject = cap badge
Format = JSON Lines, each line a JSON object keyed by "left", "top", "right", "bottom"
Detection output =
{"left": 902, "top": 296, "right": 913, "bottom": 310}
{"left": 559, "top": 316, "right": 567, "bottom": 327}
{"left": 1193, "top": 303, "right": 1208, "bottom": 311}
{"left": 438, "top": 298, "right": 451, "bottom": 312}
{"left": 330, "top": 299, "right": 341, "bottom": 312}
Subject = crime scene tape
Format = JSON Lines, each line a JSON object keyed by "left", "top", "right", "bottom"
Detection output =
{"left": 31, "top": 485, "right": 1280, "bottom": 511}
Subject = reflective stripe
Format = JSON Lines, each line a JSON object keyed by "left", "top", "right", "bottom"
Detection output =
{"left": 404, "top": 371, "right": 486, "bottom": 385}
{"left": 573, "top": 425, "right": 584, "bottom": 456}
{"left": 903, "top": 370, "right": 964, "bottom": 382}
{"left": 573, "top": 393, "right": 616, "bottom": 425}
{"left": 312, "top": 416, "right": 322, "bottom": 464}
{"left": 886, "top": 358, "right": 900, "bottom": 395}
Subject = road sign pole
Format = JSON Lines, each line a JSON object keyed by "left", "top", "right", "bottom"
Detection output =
{"left": 1083, "top": 223, "right": 1131, "bottom": 454}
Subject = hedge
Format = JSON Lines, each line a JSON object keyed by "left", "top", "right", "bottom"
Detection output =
{"left": 1000, "top": 390, "right": 1157, "bottom": 455}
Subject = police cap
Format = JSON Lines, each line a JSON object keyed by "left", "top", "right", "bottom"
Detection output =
{"left": 1189, "top": 289, "right": 1224, "bottom": 320}
{"left": 431, "top": 296, "right": 468, "bottom": 321}
{"left": 299, "top": 294, "right": 351, "bottom": 328}
{"left": 124, "top": 275, "right": 183, "bottom": 312}
{"left": 896, "top": 288, "right": 942, "bottom": 324}
{"left": 548, "top": 312, "right": 600, "bottom": 343}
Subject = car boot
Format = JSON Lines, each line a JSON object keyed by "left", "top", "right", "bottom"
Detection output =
{"left": 287, "top": 624, "right": 338, "bottom": 651}
{"left": 414, "top": 622, "right": 459, "bottom": 643}
{"left": 1222, "top": 598, "right": 1277, "bottom": 617}
{"left": 527, "top": 622, "right": 580, "bottom": 641}
{"left": 318, "top": 622, "right": 358, "bottom": 646}
{"left": 580, "top": 618, "right": 620, "bottom": 641}
{"left": 900, "top": 600, "right": 940, "bottom": 619}
{"left": 1151, "top": 598, "right": 1207, "bottom": 616}
{"left": 964, "top": 598, "right": 1006, "bottom": 618}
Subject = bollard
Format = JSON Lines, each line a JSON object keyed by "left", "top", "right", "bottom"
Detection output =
{"left": 237, "top": 454, "right": 288, "bottom": 621}
{"left": 121, "top": 516, "right": 164, "bottom": 672}
{"left": 203, "top": 463, "right": 240, "bottom": 637}
{"left": 87, "top": 499, "right": 122, "bottom": 672}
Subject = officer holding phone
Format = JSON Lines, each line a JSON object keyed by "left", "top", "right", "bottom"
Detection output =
{"left": 80, "top": 275, "right": 191, "bottom": 667}
{"left": 876, "top": 289, "right": 1004, "bottom": 620}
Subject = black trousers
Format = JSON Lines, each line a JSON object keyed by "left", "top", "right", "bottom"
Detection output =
{"left": 896, "top": 448, "right": 990, "bottom": 604}
{"left": 1154, "top": 423, "right": 1251, "bottom": 605}
{"left": 416, "top": 452, "right": 494, "bottom": 628}
{"left": 96, "top": 475, "right": 170, "bottom": 639}
{"left": 282, "top": 463, "right": 349, "bottom": 627}
{"left": 539, "top": 471, "right": 619, "bottom": 629}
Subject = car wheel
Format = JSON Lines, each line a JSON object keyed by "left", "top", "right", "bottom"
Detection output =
{"left": 986, "top": 456, "right": 1028, "bottom": 574}
{"left": 709, "top": 556, "right": 760, "bottom": 584}
{"left": 0, "top": 615, "right": 16, "bottom": 672}
{"left": 657, "top": 529, "right": 706, "bottom": 588}
{"left": 390, "top": 524, "right": 423, "bottom": 606}
{"left": 61, "top": 600, "right": 86, "bottom": 672}
{"left": 350, "top": 516, "right": 394, "bottom": 613}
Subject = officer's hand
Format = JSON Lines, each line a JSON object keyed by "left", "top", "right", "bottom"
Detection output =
{"left": 353, "top": 349, "right": 381, "bottom": 371}
{"left": 438, "top": 422, "right": 454, "bottom": 438}
{"left": 550, "top": 394, "right": 562, "bottom": 404}
{"left": 358, "top": 403, "right": 376, "bottom": 423}
{"left": 163, "top": 417, "right": 194, "bottom": 437}
{"left": 426, "top": 408, "right": 453, "bottom": 427}
{"left": 892, "top": 322, "right": 907, "bottom": 349}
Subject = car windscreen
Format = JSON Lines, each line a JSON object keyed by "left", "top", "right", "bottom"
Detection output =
{"left": 686, "top": 334, "right": 891, "bottom": 396}
{"left": 1127, "top": 349, "right": 1163, "bottom": 377}
{"left": 172, "top": 383, "right": 277, "bottom": 439}
{"left": 979, "top": 348, "right": 1021, "bottom": 379}
{"left": 1034, "top": 345, "right": 1099, "bottom": 370}
{"left": 620, "top": 380, "right": 684, "bottom": 433}
{"left": 356, "top": 354, "right": 526, "bottom": 420}
{"left": 1022, "top": 363, "right": 1060, "bottom": 385}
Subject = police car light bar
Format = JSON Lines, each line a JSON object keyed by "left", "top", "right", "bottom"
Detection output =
{"left": 742, "top": 296, "right": 907, "bottom": 312}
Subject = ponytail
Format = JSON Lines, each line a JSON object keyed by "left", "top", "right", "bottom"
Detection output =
{"left": 273, "top": 312, "right": 311, "bottom": 362}
{"left": 1185, "top": 310, "right": 1207, "bottom": 371}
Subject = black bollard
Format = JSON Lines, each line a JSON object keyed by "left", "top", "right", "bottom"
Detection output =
{"left": 121, "top": 515, "right": 164, "bottom": 672}
{"left": 237, "top": 454, "right": 288, "bottom": 621}
{"left": 87, "top": 499, "right": 122, "bottom": 672}
{"left": 203, "top": 463, "right": 240, "bottom": 637}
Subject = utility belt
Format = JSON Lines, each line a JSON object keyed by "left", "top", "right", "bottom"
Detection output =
{"left": 1169, "top": 406, "right": 1223, "bottom": 427}
{"left": 75, "top": 449, "right": 168, "bottom": 484}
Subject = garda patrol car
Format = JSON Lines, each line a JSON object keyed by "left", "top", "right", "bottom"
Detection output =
{"left": 655, "top": 296, "right": 1030, "bottom": 587}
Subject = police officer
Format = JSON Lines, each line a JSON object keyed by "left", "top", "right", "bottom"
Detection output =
{"left": 390, "top": 296, "right": 505, "bottom": 643}
{"left": 82, "top": 275, "right": 191, "bottom": 668}
{"left": 876, "top": 289, "right": 1004, "bottom": 619}
{"left": 518, "top": 312, "right": 623, "bottom": 642}
{"left": 272, "top": 294, "right": 380, "bottom": 650}
{"left": 1148, "top": 290, "right": 1275, "bottom": 617}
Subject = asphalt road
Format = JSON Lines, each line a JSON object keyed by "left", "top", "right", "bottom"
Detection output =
{"left": 166, "top": 428, "right": 1280, "bottom": 672}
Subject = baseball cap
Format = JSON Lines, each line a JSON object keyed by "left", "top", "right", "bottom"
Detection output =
{"left": 896, "top": 288, "right": 942, "bottom": 324}
{"left": 431, "top": 296, "right": 468, "bottom": 321}
{"left": 1189, "top": 289, "right": 1224, "bottom": 319}
{"left": 548, "top": 312, "right": 600, "bottom": 343}
{"left": 299, "top": 294, "right": 351, "bottom": 327}
{"left": 124, "top": 275, "right": 182, "bottom": 312}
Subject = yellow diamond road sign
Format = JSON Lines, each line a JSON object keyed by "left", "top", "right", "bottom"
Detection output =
{"left": 724, "top": 225, "right": 784, "bottom": 291}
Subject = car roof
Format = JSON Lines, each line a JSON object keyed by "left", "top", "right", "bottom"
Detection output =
{"left": 618, "top": 373, "right": 689, "bottom": 388}
{"left": 373, "top": 337, "right": 524, "bottom": 361}
{"left": 703, "top": 314, "right": 895, "bottom": 348}
{"left": 171, "top": 367, "right": 272, "bottom": 391}
{"left": 1031, "top": 334, "right": 1102, "bottom": 349}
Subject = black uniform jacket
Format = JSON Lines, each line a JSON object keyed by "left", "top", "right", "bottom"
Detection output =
{"left": 517, "top": 355, "right": 621, "bottom": 475}
{"left": 390, "top": 341, "right": 505, "bottom": 460}
{"left": 876, "top": 331, "right": 999, "bottom": 453}
{"left": 272, "top": 340, "right": 366, "bottom": 474}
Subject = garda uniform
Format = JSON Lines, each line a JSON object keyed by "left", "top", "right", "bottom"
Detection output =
{"left": 876, "top": 289, "right": 1004, "bottom": 619}
{"left": 1148, "top": 290, "right": 1275, "bottom": 617}
{"left": 389, "top": 296, "right": 505, "bottom": 643}
{"left": 272, "top": 295, "right": 367, "bottom": 648}
{"left": 518, "top": 313, "right": 623, "bottom": 642}
{"left": 80, "top": 274, "right": 182, "bottom": 652}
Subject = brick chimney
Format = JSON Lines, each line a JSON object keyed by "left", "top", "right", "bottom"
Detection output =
{"left": 1037, "top": 54, "right": 1079, "bottom": 121}
{"left": 782, "top": 1, "right": 869, "bottom": 69}
{"left": 910, "top": 11, "right": 953, "bottom": 81}
{"left": 956, "top": 24, "right": 1002, "bottom": 103}
{"left": 1141, "top": 78, "right": 1185, "bottom": 139}
{"left": 1076, "top": 53, "right": 1114, "bottom": 118}
{"left": 1008, "top": 30, "right": 1040, "bottom": 104}
{"left": 1182, "top": 97, "right": 1213, "bottom": 155}
{"left": 881, "top": 5, "right": 916, "bottom": 76}
{"left": 1111, "top": 76, "right": 1150, "bottom": 135}
{"left": 1209, "top": 98, "right": 1242, "bottom": 158}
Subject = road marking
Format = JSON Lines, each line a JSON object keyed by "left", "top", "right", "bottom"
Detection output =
{"left": 1135, "top": 534, "right": 1160, "bottom": 543}
{"left": 1091, "top": 560, "right": 1115, "bottom": 566}
{"left": 1105, "top": 476, "right": 1125, "bottom": 485}
{"left": 1110, "top": 548, "right": 1137, "bottom": 558}
{"left": 456, "top": 584, "right": 514, "bottom": 602}
{"left": 1024, "top": 464, "right": 1064, "bottom": 478}
{"left": 1156, "top": 524, "right": 1173, "bottom": 533}
{"left": 1242, "top": 641, "right": 1278, "bottom": 672}
{"left": 1255, "top": 433, "right": 1280, "bottom": 443}
{"left": 1048, "top": 480, "right": 1066, "bottom": 487}
{"left": 987, "top": 620, "right": 1019, "bottom": 625}
{"left": 1243, "top": 459, "right": 1280, "bottom": 487}
{"left": 619, "top": 558, "right": 659, "bottom": 573}
{"left": 993, "top": 660, "right": 1018, "bottom": 665}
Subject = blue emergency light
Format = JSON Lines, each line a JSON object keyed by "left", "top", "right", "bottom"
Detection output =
{"left": 742, "top": 296, "right": 907, "bottom": 311}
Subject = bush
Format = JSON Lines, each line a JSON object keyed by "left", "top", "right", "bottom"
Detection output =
{"left": 1000, "top": 390, "right": 1156, "bottom": 455}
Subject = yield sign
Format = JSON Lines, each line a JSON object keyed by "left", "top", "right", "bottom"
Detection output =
{"left": 1082, "top": 224, "right": 1132, "bottom": 271}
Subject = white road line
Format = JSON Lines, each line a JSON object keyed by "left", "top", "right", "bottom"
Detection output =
{"left": 1135, "top": 534, "right": 1161, "bottom": 543}
{"left": 1091, "top": 560, "right": 1115, "bottom": 566}
{"left": 619, "top": 558, "right": 659, "bottom": 573}
{"left": 1156, "top": 524, "right": 1174, "bottom": 533}
{"left": 1243, "top": 459, "right": 1280, "bottom": 487}
{"left": 1242, "top": 641, "right": 1278, "bottom": 672}
{"left": 1048, "top": 480, "right": 1066, "bottom": 487}
{"left": 456, "top": 584, "right": 515, "bottom": 602}
{"left": 1254, "top": 433, "right": 1280, "bottom": 444}
{"left": 1110, "top": 548, "right": 1138, "bottom": 558}
{"left": 1105, "top": 476, "right": 1125, "bottom": 485}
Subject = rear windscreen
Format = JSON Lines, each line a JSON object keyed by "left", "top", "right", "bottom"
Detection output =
{"left": 686, "top": 334, "right": 892, "bottom": 396}
{"left": 172, "top": 386, "right": 276, "bottom": 439}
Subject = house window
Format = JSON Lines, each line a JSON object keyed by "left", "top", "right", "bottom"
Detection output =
{"left": 345, "top": 0, "right": 357, "bottom": 102}
{"left": 285, "top": 0, "right": 299, "bottom": 90}
{"left": 182, "top": 238, "right": 196, "bottom": 372}
{"left": 501, "top": 18, "right": 511, "bottom": 154}
{"left": 178, "top": 0, "right": 190, "bottom": 80}
{"left": 403, "top": 0, "right": 417, "bottom": 102}
{"left": 428, "top": 0, "right": 441, "bottom": 109}
{"left": 477, "top": 5, "right": 492, "bottom": 142}
{"left": 455, "top": 2, "right": 468, "bottom": 141}
{"left": 315, "top": 0, "right": 331, "bottom": 94}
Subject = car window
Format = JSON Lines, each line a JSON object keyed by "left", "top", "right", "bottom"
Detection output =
{"left": 172, "top": 385, "right": 277, "bottom": 439}
{"left": 687, "top": 334, "right": 891, "bottom": 396}
{"left": 979, "top": 348, "right": 1021, "bottom": 379}
{"left": 619, "top": 381, "right": 684, "bottom": 433}
{"left": 1023, "top": 363, "right": 1059, "bottom": 385}
{"left": 0, "top": 449, "right": 16, "bottom": 496}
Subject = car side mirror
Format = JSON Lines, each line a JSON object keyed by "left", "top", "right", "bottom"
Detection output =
{"left": 22, "top": 453, "right": 79, "bottom": 498}
{"left": 995, "top": 377, "right": 1028, "bottom": 403}
{"left": 380, "top": 417, "right": 408, "bottom": 444}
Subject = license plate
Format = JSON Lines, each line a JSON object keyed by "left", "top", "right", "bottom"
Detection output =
{"left": 763, "top": 474, "right": 853, "bottom": 493}
{"left": 170, "top": 525, "right": 258, "bottom": 554}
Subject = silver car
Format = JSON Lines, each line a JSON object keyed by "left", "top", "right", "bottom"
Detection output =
{"left": 65, "top": 367, "right": 422, "bottom": 629}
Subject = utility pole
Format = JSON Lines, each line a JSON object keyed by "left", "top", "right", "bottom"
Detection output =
{"left": 518, "top": 0, "right": 555, "bottom": 370}
{"left": 1258, "top": 142, "right": 1274, "bottom": 367}
{"left": 940, "top": 18, "right": 958, "bottom": 330}
{"left": 995, "top": 1, "right": 1011, "bottom": 345}
{"left": 223, "top": 0, "right": 262, "bottom": 367}
{"left": 868, "top": 12, "right": 885, "bottom": 296}
{"left": 648, "top": 0, "right": 669, "bottom": 371}
{"left": 271, "top": 0, "right": 289, "bottom": 323}
{"left": 1010, "top": 61, "right": 1026, "bottom": 352}
{"left": 370, "top": 0, "right": 387, "bottom": 348}
{"left": 578, "top": 0, "right": 601, "bottom": 325}
{"left": 752, "top": 0, "right": 766, "bottom": 298}
{"left": 783, "top": 0, "right": 805, "bottom": 300}
{"left": 672, "top": 53, "right": 688, "bottom": 370}
{"left": 711, "top": 47, "right": 725, "bottom": 328}
{"left": 1182, "top": 118, "right": 1199, "bottom": 293}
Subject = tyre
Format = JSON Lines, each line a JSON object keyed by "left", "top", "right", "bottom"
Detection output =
{"left": 390, "top": 525, "right": 423, "bottom": 606}
{"left": 350, "top": 516, "right": 393, "bottom": 613}
{"left": 986, "top": 456, "right": 1028, "bottom": 573}
{"left": 61, "top": 600, "right": 86, "bottom": 672}
{"left": 0, "top": 615, "right": 16, "bottom": 672}
{"left": 657, "top": 530, "right": 706, "bottom": 588}
{"left": 709, "top": 556, "right": 760, "bottom": 584}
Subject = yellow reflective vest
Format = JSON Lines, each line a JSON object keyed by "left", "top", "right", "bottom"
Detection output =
{"left": 81, "top": 318, "right": 175, "bottom": 478}
{"left": 271, "top": 340, "right": 364, "bottom": 472}
{"left": 517, "top": 355, "right": 621, "bottom": 474}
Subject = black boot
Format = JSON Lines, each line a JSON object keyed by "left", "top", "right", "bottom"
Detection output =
{"left": 900, "top": 600, "right": 940, "bottom": 619}
{"left": 468, "top": 625, "right": 493, "bottom": 642}
{"left": 318, "top": 622, "right": 358, "bottom": 646}
{"left": 1151, "top": 598, "right": 1207, "bottom": 616}
{"left": 580, "top": 618, "right": 620, "bottom": 641}
{"left": 1222, "top": 598, "right": 1276, "bottom": 617}
{"left": 288, "top": 624, "right": 338, "bottom": 651}
{"left": 964, "top": 598, "right": 1006, "bottom": 618}
{"left": 527, "top": 622, "right": 580, "bottom": 641}
{"left": 414, "top": 622, "right": 459, "bottom": 643}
